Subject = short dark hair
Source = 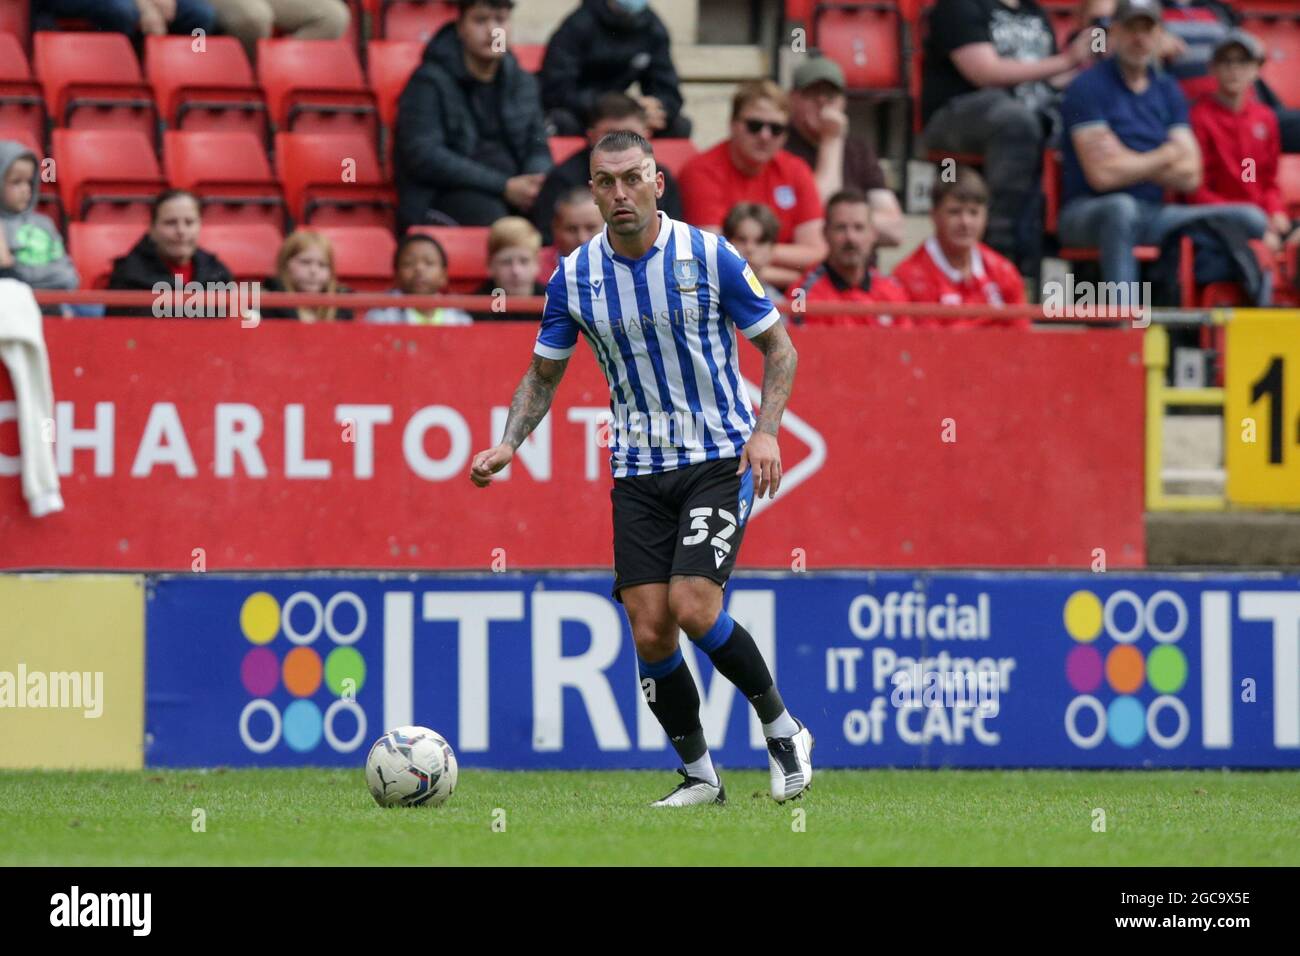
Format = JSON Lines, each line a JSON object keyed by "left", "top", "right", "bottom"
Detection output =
{"left": 554, "top": 185, "right": 596, "bottom": 212}
{"left": 151, "top": 188, "right": 200, "bottom": 223}
{"left": 589, "top": 92, "right": 646, "bottom": 128}
{"left": 825, "top": 187, "right": 870, "bottom": 221}
{"left": 457, "top": 0, "right": 513, "bottom": 13}
{"left": 722, "top": 202, "right": 779, "bottom": 245}
{"left": 396, "top": 233, "right": 447, "bottom": 271}
{"left": 591, "top": 129, "right": 654, "bottom": 159}
{"left": 931, "top": 166, "right": 989, "bottom": 208}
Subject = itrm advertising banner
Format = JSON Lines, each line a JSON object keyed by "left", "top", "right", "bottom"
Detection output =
{"left": 144, "top": 572, "right": 1300, "bottom": 769}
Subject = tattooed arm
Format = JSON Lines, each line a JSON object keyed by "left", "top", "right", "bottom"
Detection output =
{"left": 739, "top": 321, "right": 798, "bottom": 497}
{"left": 469, "top": 354, "right": 570, "bottom": 487}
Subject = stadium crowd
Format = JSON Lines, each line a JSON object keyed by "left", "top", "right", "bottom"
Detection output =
{"left": 2, "top": 0, "right": 1299, "bottom": 323}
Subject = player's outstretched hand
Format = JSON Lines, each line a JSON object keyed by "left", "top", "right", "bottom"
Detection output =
{"left": 470, "top": 444, "right": 514, "bottom": 487}
{"left": 738, "top": 432, "right": 781, "bottom": 498}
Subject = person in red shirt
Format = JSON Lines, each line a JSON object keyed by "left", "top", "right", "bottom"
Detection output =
{"left": 1189, "top": 31, "right": 1299, "bottom": 253}
{"left": 678, "top": 79, "right": 825, "bottom": 290}
{"left": 892, "top": 166, "right": 1028, "bottom": 329}
{"left": 789, "top": 188, "right": 907, "bottom": 327}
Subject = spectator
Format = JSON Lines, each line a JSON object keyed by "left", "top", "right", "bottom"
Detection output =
{"left": 785, "top": 56, "right": 904, "bottom": 247}
{"left": 394, "top": 0, "right": 551, "bottom": 230}
{"left": 33, "top": 0, "right": 217, "bottom": 39}
{"left": 789, "top": 189, "right": 907, "bottom": 327}
{"left": 473, "top": 217, "right": 546, "bottom": 321}
{"left": 551, "top": 186, "right": 604, "bottom": 257}
{"left": 206, "top": 0, "right": 350, "bottom": 60}
{"left": 0, "top": 141, "right": 78, "bottom": 291}
{"left": 1079, "top": 0, "right": 1300, "bottom": 153}
{"left": 1058, "top": 0, "right": 1267, "bottom": 295}
{"left": 261, "top": 230, "right": 352, "bottom": 322}
{"left": 107, "top": 189, "right": 234, "bottom": 316}
{"left": 921, "top": 0, "right": 1094, "bottom": 275}
{"left": 892, "top": 166, "right": 1029, "bottom": 328}
{"left": 541, "top": 0, "right": 690, "bottom": 138}
{"left": 722, "top": 203, "right": 786, "bottom": 306}
{"left": 532, "top": 92, "right": 683, "bottom": 244}
{"left": 678, "top": 80, "right": 826, "bottom": 289}
{"left": 365, "top": 234, "right": 472, "bottom": 326}
{"left": 1189, "top": 31, "right": 1299, "bottom": 253}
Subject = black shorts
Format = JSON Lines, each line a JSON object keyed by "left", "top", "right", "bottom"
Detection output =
{"left": 611, "top": 456, "right": 756, "bottom": 602}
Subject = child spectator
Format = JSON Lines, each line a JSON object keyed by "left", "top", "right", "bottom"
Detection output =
{"left": 891, "top": 166, "right": 1028, "bottom": 327}
{"left": 722, "top": 203, "right": 786, "bottom": 306}
{"left": 364, "top": 234, "right": 472, "bottom": 326}
{"left": 262, "top": 230, "right": 352, "bottom": 322}
{"left": 0, "top": 141, "right": 78, "bottom": 292}
{"left": 474, "top": 217, "right": 546, "bottom": 321}
{"left": 1189, "top": 31, "right": 1299, "bottom": 252}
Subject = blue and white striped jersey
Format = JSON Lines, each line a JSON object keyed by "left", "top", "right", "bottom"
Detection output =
{"left": 534, "top": 212, "right": 781, "bottom": 477}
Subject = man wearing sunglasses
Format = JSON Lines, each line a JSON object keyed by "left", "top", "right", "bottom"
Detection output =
{"left": 678, "top": 80, "right": 827, "bottom": 290}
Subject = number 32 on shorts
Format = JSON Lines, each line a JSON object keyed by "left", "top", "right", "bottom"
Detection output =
{"left": 682, "top": 506, "right": 738, "bottom": 569}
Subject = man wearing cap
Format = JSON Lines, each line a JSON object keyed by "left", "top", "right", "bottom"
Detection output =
{"left": 1189, "top": 31, "right": 1298, "bottom": 252}
{"left": 784, "top": 56, "right": 903, "bottom": 247}
{"left": 1058, "top": 0, "right": 1267, "bottom": 292}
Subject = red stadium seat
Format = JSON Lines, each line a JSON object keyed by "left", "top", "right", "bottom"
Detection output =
{"left": 0, "top": 0, "right": 30, "bottom": 46}
{"left": 0, "top": 33, "right": 45, "bottom": 149}
{"left": 33, "top": 32, "right": 157, "bottom": 142}
{"left": 200, "top": 223, "right": 284, "bottom": 282}
{"left": 52, "top": 129, "right": 166, "bottom": 223}
{"left": 651, "top": 138, "right": 698, "bottom": 176}
{"left": 312, "top": 225, "right": 397, "bottom": 290}
{"left": 367, "top": 40, "right": 423, "bottom": 132}
{"left": 1278, "top": 154, "right": 1300, "bottom": 218}
{"left": 145, "top": 35, "right": 268, "bottom": 145}
{"left": 813, "top": 4, "right": 904, "bottom": 93}
{"left": 1248, "top": 14, "right": 1300, "bottom": 109}
{"left": 548, "top": 136, "right": 585, "bottom": 164}
{"left": 163, "top": 131, "right": 285, "bottom": 228}
{"left": 257, "top": 39, "right": 377, "bottom": 138}
{"left": 274, "top": 131, "right": 394, "bottom": 227}
{"left": 512, "top": 44, "right": 545, "bottom": 73}
{"left": 367, "top": 0, "right": 457, "bottom": 43}
{"left": 68, "top": 222, "right": 142, "bottom": 289}
{"left": 410, "top": 225, "right": 489, "bottom": 293}
{"left": 366, "top": 39, "right": 422, "bottom": 170}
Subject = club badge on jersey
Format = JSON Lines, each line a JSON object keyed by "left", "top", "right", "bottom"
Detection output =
{"left": 674, "top": 257, "right": 699, "bottom": 292}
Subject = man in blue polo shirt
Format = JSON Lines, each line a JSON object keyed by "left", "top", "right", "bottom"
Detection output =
{"left": 1058, "top": 0, "right": 1266, "bottom": 293}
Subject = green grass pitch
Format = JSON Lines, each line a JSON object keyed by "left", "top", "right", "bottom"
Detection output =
{"left": 2, "top": 769, "right": 1297, "bottom": 866}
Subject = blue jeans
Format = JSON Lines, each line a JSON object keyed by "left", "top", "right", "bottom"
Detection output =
{"left": 1059, "top": 193, "right": 1268, "bottom": 288}
{"left": 34, "top": 0, "right": 217, "bottom": 35}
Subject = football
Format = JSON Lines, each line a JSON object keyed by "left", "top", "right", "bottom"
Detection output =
{"left": 365, "top": 726, "right": 459, "bottom": 808}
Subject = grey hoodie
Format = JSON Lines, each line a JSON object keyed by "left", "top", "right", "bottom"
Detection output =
{"left": 0, "top": 140, "right": 78, "bottom": 290}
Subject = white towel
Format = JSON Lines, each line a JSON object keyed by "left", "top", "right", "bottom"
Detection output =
{"left": 0, "top": 279, "right": 63, "bottom": 518}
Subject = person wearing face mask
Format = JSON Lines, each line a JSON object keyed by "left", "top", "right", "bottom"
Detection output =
{"left": 107, "top": 189, "right": 234, "bottom": 317}
{"left": 540, "top": 0, "right": 691, "bottom": 139}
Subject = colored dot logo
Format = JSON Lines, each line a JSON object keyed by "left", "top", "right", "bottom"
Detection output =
{"left": 1063, "top": 589, "right": 1190, "bottom": 750}
{"left": 238, "top": 591, "right": 369, "bottom": 755}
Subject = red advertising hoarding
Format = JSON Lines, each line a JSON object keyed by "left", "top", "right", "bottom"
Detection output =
{"left": 0, "top": 321, "right": 1145, "bottom": 569}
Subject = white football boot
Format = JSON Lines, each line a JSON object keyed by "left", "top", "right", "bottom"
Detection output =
{"left": 651, "top": 768, "right": 727, "bottom": 807}
{"left": 766, "top": 718, "right": 814, "bottom": 802}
